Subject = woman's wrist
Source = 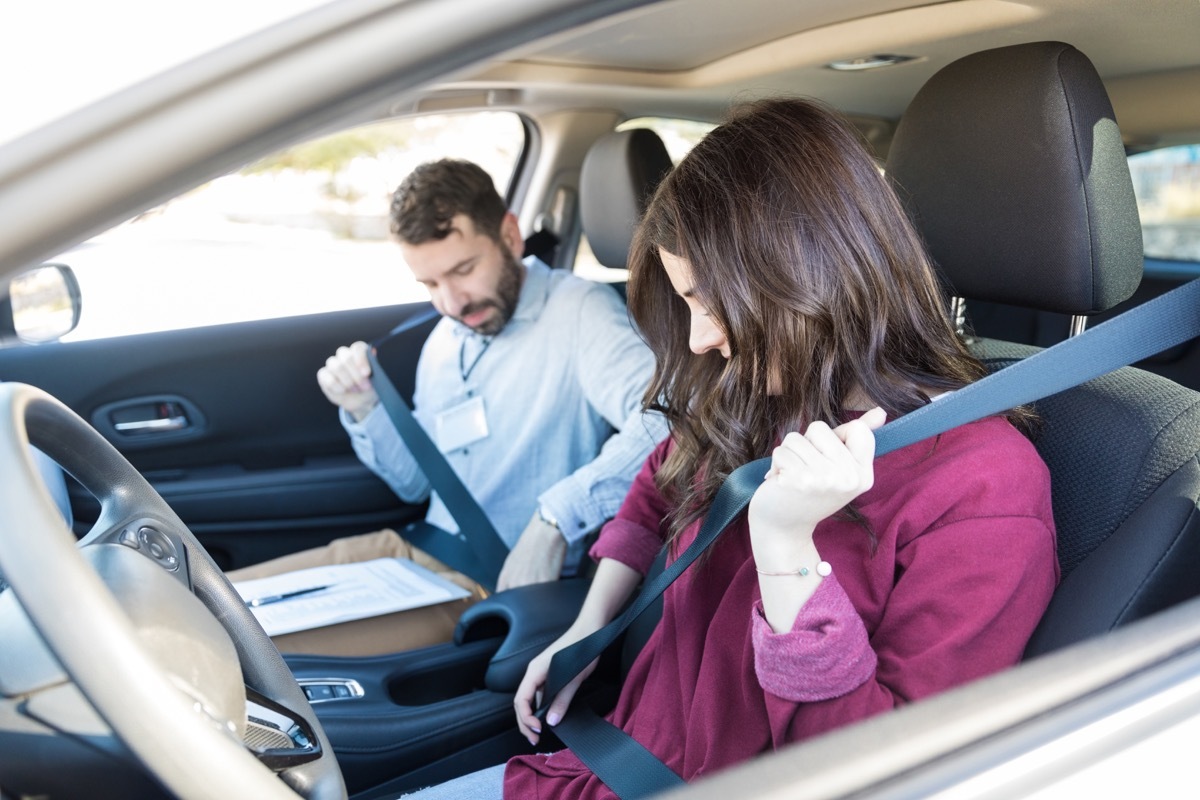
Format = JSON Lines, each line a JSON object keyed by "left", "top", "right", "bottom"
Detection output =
{"left": 749, "top": 522, "right": 820, "bottom": 572}
{"left": 752, "top": 531, "right": 828, "bottom": 633}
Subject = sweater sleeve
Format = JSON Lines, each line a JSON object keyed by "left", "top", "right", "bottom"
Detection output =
{"left": 588, "top": 439, "right": 673, "bottom": 575}
{"left": 758, "top": 513, "right": 1057, "bottom": 747}
{"left": 752, "top": 576, "right": 875, "bottom": 702}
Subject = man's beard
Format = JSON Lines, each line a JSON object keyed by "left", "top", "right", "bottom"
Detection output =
{"left": 459, "top": 249, "right": 523, "bottom": 336}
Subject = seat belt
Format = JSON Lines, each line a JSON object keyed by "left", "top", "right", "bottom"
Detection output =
{"left": 366, "top": 309, "right": 511, "bottom": 592}
{"left": 541, "top": 277, "right": 1200, "bottom": 799}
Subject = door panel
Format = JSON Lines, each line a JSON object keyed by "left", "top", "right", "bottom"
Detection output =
{"left": 0, "top": 301, "right": 437, "bottom": 570}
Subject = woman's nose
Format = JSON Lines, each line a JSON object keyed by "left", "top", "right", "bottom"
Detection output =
{"left": 689, "top": 316, "right": 727, "bottom": 356}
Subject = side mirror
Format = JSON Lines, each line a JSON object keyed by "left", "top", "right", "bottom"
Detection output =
{"left": 3, "top": 263, "right": 82, "bottom": 344}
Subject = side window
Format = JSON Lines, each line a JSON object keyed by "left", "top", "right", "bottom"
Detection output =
{"left": 1128, "top": 145, "right": 1200, "bottom": 263}
{"left": 54, "top": 112, "right": 525, "bottom": 341}
{"left": 573, "top": 117, "right": 715, "bottom": 283}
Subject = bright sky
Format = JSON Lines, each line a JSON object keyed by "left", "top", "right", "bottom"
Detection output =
{"left": 0, "top": 0, "right": 334, "bottom": 148}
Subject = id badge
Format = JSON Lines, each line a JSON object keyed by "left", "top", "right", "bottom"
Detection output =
{"left": 435, "top": 395, "right": 489, "bottom": 453}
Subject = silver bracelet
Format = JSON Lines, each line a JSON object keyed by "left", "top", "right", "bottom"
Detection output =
{"left": 756, "top": 560, "right": 832, "bottom": 577}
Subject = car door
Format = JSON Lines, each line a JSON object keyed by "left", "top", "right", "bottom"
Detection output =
{"left": 0, "top": 303, "right": 434, "bottom": 570}
{"left": 0, "top": 111, "right": 529, "bottom": 572}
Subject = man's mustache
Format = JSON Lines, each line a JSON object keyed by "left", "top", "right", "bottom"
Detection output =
{"left": 456, "top": 300, "right": 497, "bottom": 320}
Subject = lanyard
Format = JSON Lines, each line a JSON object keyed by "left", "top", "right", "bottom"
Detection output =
{"left": 459, "top": 335, "right": 493, "bottom": 383}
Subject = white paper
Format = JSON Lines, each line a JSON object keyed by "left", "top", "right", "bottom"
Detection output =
{"left": 233, "top": 558, "right": 471, "bottom": 637}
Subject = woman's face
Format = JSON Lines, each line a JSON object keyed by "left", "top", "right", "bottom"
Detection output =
{"left": 660, "top": 249, "right": 731, "bottom": 359}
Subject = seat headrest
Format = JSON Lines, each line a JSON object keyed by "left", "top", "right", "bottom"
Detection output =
{"left": 580, "top": 128, "right": 673, "bottom": 269}
{"left": 885, "top": 42, "right": 1143, "bottom": 315}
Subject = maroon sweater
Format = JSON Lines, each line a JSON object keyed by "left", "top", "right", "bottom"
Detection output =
{"left": 505, "top": 416, "right": 1059, "bottom": 798}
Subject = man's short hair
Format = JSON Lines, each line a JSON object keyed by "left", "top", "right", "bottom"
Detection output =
{"left": 389, "top": 159, "right": 508, "bottom": 245}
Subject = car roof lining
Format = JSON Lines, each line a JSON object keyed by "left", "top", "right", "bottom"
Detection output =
{"left": 424, "top": 0, "right": 1200, "bottom": 143}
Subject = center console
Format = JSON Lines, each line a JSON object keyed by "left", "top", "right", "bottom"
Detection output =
{"left": 282, "top": 578, "right": 593, "bottom": 796}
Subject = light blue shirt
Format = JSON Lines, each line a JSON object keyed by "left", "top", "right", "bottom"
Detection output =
{"left": 343, "top": 258, "right": 667, "bottom": 564}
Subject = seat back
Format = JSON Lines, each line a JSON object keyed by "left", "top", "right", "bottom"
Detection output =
{"left": 886, "top": 42, "right": 1200, "bottom": 657}
{"left": 579, "top": 128, "right": 673, "bottom": 278}
{"left": 576, "top": 128, "right": 673, "bottom": 672}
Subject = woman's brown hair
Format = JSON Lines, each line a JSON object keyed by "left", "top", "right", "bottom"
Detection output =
{"left": 627, "top": 97, "right": 1003, "bottom": 545}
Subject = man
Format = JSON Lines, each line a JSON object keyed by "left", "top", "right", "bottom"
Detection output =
{"left": 229, "top": 159, "right": 666, "bottom": 655}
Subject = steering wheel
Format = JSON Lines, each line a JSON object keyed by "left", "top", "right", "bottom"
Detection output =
{"left": 0, "top": 383, "right": 346, "bottom": 800}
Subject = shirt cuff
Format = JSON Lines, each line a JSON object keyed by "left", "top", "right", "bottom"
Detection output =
{"left": 752, "top": 575, "right": 876, "bottom": 702}
{"left": 588, "top": 518, "right": 662, "bottom": 575}
{"left": 340, "top": 404, "right": 382, "bottom": 437}
{"left": 538, "top": 480, "right": 603, "bottom": 545}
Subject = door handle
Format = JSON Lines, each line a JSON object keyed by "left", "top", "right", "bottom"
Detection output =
{"left": 109, "top": 399, "right": 191, "bottom": 436}
{"left": 93, "top": 395, "right": 205, "bottom": 446}
{"left": 113, "top": 414, "right": 190, "bottom": 433}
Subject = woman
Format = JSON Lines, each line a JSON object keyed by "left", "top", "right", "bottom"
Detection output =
{"left": 406, "top": 97, "right": 1058, "bottom": 799}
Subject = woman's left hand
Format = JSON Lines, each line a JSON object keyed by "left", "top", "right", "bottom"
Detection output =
{"left": 749, "top": 407, "right": 887, "bottom": 537}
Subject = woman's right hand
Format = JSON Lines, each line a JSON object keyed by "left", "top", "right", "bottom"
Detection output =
{"left": 514, "top": 628, "right": 599, "bottom": 746}
{"left": 514, "top": 558, "right": 643, "bottom": 745}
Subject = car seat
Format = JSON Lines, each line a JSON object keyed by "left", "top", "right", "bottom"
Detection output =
{"left": 884, "top": 41, "right": 1200, "bottom": 657}
{"left": 578, "top": 127, "right": 674, "bottom": 300}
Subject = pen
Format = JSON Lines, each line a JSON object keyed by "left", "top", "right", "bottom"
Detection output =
{"left": 245, "top": 584, "right": 335, "bottom": 608}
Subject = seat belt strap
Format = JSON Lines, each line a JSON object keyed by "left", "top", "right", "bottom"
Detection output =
{"left": 544, "top": 277, "right": 1200, "bottom": 799}
{"left": 552, "top": 707, "right": 685, "bottom": 797}
{"left": 367, "top": 310, "right": 510, "bottom": 591}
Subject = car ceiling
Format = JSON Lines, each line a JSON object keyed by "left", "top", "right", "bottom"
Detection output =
{"left": 409, "top": 0, "right": 1200, "bottom": 147}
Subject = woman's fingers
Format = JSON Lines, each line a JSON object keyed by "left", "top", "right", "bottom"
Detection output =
{"left": 860, "top": 406, "right": 888, "bottom": 430}
{"left": 514, "top": 660, "right": 595, "bottom": 745}
{"left": 544, "top": 670, "right": 589, "bottom": 727}
{"left": 516, "top": 697, "right": 544, "bottom": 745}
{"left": 774, "top": 422, "right": 862, "bottom": 482}
{"left": 514, "top": 662, "right": 547, "bottom": 744}
{"left": 766, "top": 409, "right": 885, "bottom": 503}
{"left": 840, "top": 409, "right": 883, "bottom": 472}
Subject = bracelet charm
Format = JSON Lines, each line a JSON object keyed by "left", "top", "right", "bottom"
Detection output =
{"left": 756, "top": 560, "right": 832, "bottom": 577}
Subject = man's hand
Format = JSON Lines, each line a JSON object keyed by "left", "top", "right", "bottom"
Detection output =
{"left": 497, "top": 511, "right": 567, "bottom": 591}
{"left": 316, "top": 341, "right": 379, "bottom": 422}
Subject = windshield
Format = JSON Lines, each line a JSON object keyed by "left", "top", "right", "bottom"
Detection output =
{"left": 0, "top": 0, "right": 334, "bottom": 149}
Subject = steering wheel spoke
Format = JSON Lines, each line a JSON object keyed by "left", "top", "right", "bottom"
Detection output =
{"left": 85, "top": 518, "right": 192, "bottom": 590}
{"left": 245, "top": 687, "right": 325, "bottom": 771}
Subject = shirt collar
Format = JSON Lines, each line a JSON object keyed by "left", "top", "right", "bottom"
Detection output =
{"left": 511, "top": 256, "right": 552, "bottom": 324}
